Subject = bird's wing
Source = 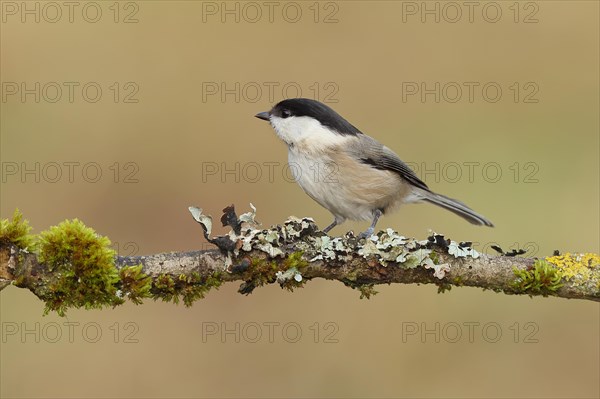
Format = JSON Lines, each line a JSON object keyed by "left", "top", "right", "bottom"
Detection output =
{"left": 353, "top": 135, "right": 430, "bottom": 192}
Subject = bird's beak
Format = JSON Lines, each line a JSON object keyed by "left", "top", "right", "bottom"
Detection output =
{"left": 255, "top": 111, "right": 270, "bottom": 121}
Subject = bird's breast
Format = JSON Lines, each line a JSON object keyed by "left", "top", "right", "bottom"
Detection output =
{"left": 287, "top": 147, "right": 412, "bottom": 221}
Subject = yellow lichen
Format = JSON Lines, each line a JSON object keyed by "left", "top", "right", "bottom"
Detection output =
{"left": 545, "top": 253, "right": 600, "bottom": 287}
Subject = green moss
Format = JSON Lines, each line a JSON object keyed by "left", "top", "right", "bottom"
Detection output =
{"left": 357, "top": 284, "right": 378, "bottom": 299}
{"left": 0, "top": 209, "right": 36, "bottom": 251}
{"left": 512, "top": 259, "right": 564, "bottom": 297}
{"left": 238, "top": 257, "right": 278, "bottom": 294}
{"left": 279, "top": 252, "right": 308, "bottom": 291}
{"left": 437, "top": 282, "right": 452, "bottom": 293}
{"left": 0, "top": 210, "right": 226, "bottom": 312}
{"left": 429, "top": 251, "right": 440, "bottom": 265}
{"left": 341, "top": 278, "right": 378, "bottom": 299}
{"left": 152, "top": 274, "right": 179, "bottom": 304}
{"left": 282, "top": 251, "right": 308, "bottom": 271}
{"left": 14, "top": 274, "right": 27, "bottom": 287}
{"left": 237, "top": 252, "right": 309, "bottom": 294}
{"left": 179, "top": 272, "right": 223, "bottom": 307}
{"left": 38, "top": 219, "right": 121, "bottom": 316}
{"left": 119, "top": 264, "right": 152, "bottom": 305}
{"left": 452, "top": 276, "right": 463, "bottom": 286}
{"left": 151, "top": 272, "right": 223, "bottom": 306}
{"left": 344, "top": 270, "right": 359, "bottom": 282}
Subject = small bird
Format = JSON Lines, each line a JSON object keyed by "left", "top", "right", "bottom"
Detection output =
{"left": 255, "top": 98, "right": 493, "bottom": 238}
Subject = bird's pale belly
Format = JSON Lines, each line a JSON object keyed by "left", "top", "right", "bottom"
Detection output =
{"left": 288, "top": 149, "right": 412, "bottom": 222}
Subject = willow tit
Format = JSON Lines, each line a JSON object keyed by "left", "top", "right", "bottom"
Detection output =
{"left": 255, "top": 98, "right": 493, "bottom": 238}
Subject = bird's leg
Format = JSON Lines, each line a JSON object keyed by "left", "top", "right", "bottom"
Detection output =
{"left": 358, "top": 209, "right": 383, "bottom": 239}
{"left": 322, "top": 219, "right": 338, "bottom": 234}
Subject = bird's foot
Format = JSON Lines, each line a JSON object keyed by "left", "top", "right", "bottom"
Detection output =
{"left": 357, "top": 227, "right": 375, "bottom": 240}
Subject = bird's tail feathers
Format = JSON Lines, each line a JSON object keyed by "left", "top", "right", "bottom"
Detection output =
{"left": 413, "top": 189, "right": 494, "bottom": 227}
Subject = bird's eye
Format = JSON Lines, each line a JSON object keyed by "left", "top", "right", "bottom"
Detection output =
{"left": 281, "top": 109, "right": 291, "bottom": 118}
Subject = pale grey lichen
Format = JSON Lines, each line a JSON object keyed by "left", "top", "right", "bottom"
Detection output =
{"left": 238, "top": 203, "right": 258, "bottom": 224}
{"left": 359, "top": 239, "right": 407, "bottom": 265}
{"left": 275, "top": 267, "right": 302, "bottom": 284}
{"left": 425, "top": 262, "right": 451, "bottom": 279}
{"left": 283, "top": 216, "right": 316, "bottom": 238}
{"left": 188, "top": 207, "right": 213, "bottom": 237}
{"left": 448, "top": 241, "right": 480, "bottom": 258}
{"left": 238, "top": 228, "right": 284, "bottom": 258}
{"left": 404, "top": 248, "right": 433, "bottom": 269}
{"left": 358, "top": 229, "right": 431, "bottom": 267}
{"left": 374, "top": 229, "right": 408, "bottom": 249}
{"left": 190, "top": 205, "right": 481, "bottom": 282}
{"left": 240, "top": 229, "right": 260, "bottom": 252}
{"left": 310, "top": 235, "right": 352, "bottom": 262}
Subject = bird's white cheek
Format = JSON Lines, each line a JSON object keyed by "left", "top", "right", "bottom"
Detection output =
{"left": 270, "top": 116, "right": 346, "bottom": 150}
{"left": 269, "top": 118, "right": 293, "bottom": 144}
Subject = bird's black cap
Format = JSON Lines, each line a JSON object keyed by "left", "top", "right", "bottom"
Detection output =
{"left": 259, "top": 98, "right": 363, "bottom": 136}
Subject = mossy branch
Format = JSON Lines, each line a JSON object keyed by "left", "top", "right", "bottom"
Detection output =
{"left": 1, "top": 207, "right": 599, "bottom": 315}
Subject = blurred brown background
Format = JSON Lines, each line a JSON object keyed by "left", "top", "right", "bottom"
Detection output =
{"left": 1, "top": 1, "right": 598, "bottom": 398}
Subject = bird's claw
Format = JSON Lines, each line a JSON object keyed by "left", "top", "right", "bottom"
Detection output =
{"left": 357, "top": 228, "right": 374, "bottom": 240}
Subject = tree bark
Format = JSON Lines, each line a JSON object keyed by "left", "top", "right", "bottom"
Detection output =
{"left": 1, "top": 206, "right": 599, "bottom": 310}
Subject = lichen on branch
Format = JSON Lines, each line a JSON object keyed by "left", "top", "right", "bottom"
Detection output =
{"left": 1, "top": 206, "right": 599, "bottom": 316}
